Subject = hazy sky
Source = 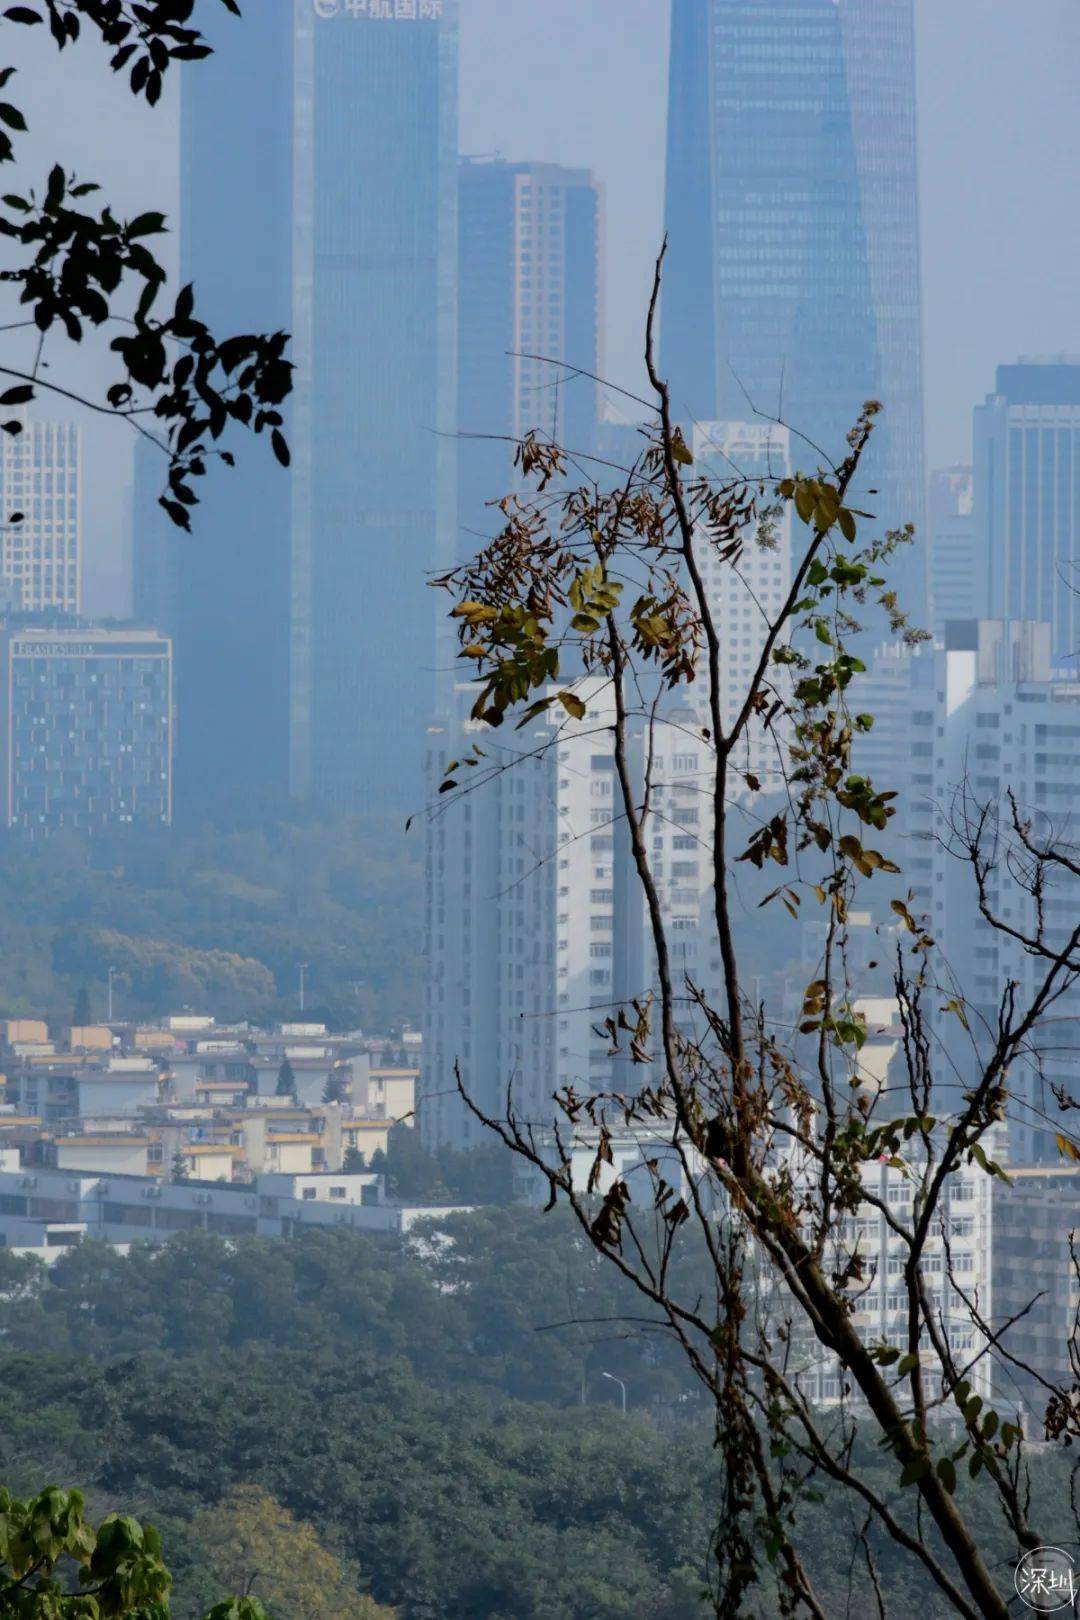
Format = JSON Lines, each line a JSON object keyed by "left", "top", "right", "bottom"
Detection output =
{"left": 11, "top": 0, "right": 1080, "bottom": 609}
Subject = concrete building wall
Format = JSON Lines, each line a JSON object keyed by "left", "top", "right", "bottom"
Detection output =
{"left": 56, "top": 1138, "right": 148, "bottom": 1177}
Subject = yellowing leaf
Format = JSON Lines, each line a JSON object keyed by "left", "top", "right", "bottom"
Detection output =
{"left": 942, "top": 998, "right": 970, "bottom": 1033}
{"left": 671, "top": 429, "right": 693, "bottom": 465}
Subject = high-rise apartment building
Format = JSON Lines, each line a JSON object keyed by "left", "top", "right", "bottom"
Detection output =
{"left": 690, "top": 422, "right": 792, "bottom": 792}
{"left": 929, "top": 619, "right": 1080, "bottom": 1163}
{"left": 0, "top": 422, "right": 80, "bottom": 615}
{"left": 457, "top": 158, "right": 603, "bottom": 553}
{"left": 177, "top": 0, "right": 457, "bottom": 816}
{"left": 424, "top": 679, "right": 638, "bottom": 1149}
{"left": 0, "top": 624, "right": 172, "bottom": 834}
{"left": 928, "top": 466, "right": 976, "bottom": 634}
{"left": 974, "top": 362, "right": 1080, "bottom": 668}
{"left": 800, "top": 1135, "right": 1080, "bottom": 1418}
{"left": 663, "top": 0, "right": 925, "bottom": 613}
{"left": 849, "top": 638, "right": 936, "bottom": 904}
{"left": 423, "top": 679, "right": 736, "bottom": 1150}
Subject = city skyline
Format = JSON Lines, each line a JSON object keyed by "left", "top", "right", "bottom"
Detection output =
{"left": 4, "top": 1, "right": 1078, "bottom": 615}
{"left": 2, "top": 10, "right": 1080, "bottom": 1604}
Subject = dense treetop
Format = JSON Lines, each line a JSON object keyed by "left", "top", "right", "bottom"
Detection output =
{"left": 0, "top": 1215, "right": 1075, "bottom": 1618}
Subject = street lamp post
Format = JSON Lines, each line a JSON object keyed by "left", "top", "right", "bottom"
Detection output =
{"left": 298, "top": 963, "right": 309, "bottom": 1014}
{"left": 600, "top": 1370, "right": 628, "bottom": 1415}
{"left": 107, "top": 966, "right": 117, "bottom": 1023}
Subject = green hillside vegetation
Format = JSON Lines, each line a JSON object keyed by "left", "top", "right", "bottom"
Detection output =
{"left": 0, "top": 1211, "right": 1073, "bottom": 1618}
{"left": 0, "top": 812, "right": 420, "bottom": 1030}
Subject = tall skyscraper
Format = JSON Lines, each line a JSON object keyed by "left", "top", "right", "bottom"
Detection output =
{"left": 176, "top": 1, "right": 295, "bottom": 820}
{"left": 291, "top": 0, "right": 457, "bottom": 809}
{"left": 131, "top": 440, "right": 180, "bottom": 643}
{"left": 176, "top": 0, "right": 457, "bottom": 818}
{"left": 457, "top": 158, "right": 603, "bottom": 553}
{"left": 0, "top": 421, "right": 81, "bottom": 615}
{"left": 663, "top": 0, "right": 925, "bottom": 614}
{"left": 974, "top": 362, "right": 1080, "bottom": 669}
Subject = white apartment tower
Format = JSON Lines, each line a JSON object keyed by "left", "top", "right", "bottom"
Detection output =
{"left": 0, "top": 420, "right": 81, "bottom": 614}
{"left": 424, "top": 679, "right": 632, "bottom": 1150}
{"left": 690, "top": 422, "right": 792, "bottom": 793}
{"left": 930, "top": 620, "right": 1080, "bottom": 1164}
{"left": 423, "top": 680, "right": 730, "bottom": 1150}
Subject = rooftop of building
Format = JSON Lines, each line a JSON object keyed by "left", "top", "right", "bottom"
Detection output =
{"left": 56, "top": 1133, "right": 148, "bottom": 1146}
{"left": 78, "top": 1074, "right": 159, "bottom": 1085}
{"left": 249, "top": 1055, "right": 334, "bottom": 1070}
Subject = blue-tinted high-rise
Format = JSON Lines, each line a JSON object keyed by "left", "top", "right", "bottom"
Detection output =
{"left": 291, "top": 1, "right": 457, "bottom": 809}
{"left": 176, "top": 0, "right": 295, "bottom": 821}
{"left": 173, "top": 0, "right": 457, "bottom": 819}
{"left": 663, "top": 0, "right": 926, "bottom": 615}
{"left": 974, "top": 362, "right": 1080, "bottom": 668}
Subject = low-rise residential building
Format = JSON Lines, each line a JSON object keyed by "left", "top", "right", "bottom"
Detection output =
{"left": 76, "top": 1060, "right": 159, "bottom": 1118}
{"left": 1, "top": 1020, "right": 48, "bottom": 1046}
{"left": 361, "top": 1067, "right": 416, "bottom": 1123}
{"left": 5, "top": 1062, "right": 78, "bottom": 1123}
{"left": 0, "top": 1161, "right": 403, "bottom": 1253}
{"left": 68, "top": 1025, "right": 112, "bottom": 1053}
{"left": 180, "top": 1143, "right": 237, "bottom": 1182}
{"left": 338, "top": 1117, "right": 392, "bottom": 1167}
{"left": 55, "top": 1133, "right": 149, "bottom": 1177}
{"left": 261, "top": 1132, "right": 319, "bottom": 1176}
{"left": 0, "top": 1012, "right": 421, "bottom": 1187}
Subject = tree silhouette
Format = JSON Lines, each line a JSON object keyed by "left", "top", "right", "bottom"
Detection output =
{"left": 71, "top": 983, "right": 91, "bottom": 1028}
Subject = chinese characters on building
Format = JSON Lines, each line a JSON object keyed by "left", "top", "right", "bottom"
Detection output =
{"left": 312, "top": 0, "right": 443, "bottom": 18}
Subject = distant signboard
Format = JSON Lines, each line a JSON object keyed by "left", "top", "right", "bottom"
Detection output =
{"left": 313, "top": 0, "right": 443, "bottom": 17}
{"left": 11, "top": 640, "right": 168, "bottom": 659}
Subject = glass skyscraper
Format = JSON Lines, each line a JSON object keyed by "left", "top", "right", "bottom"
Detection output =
{"left": 176, "top": 0, "right": 295, "bottom": 821}
{"left": 291, "top": 0, "right": 457, "bottom": 808}
{"left": 974, "top": 362, "right": 1080, "bottom": 667}
{"left": 174, "top": 0, "right": 457, "bottom": 818}
{"left": 663, "top": 0, "right": 925, "bottom": 614}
